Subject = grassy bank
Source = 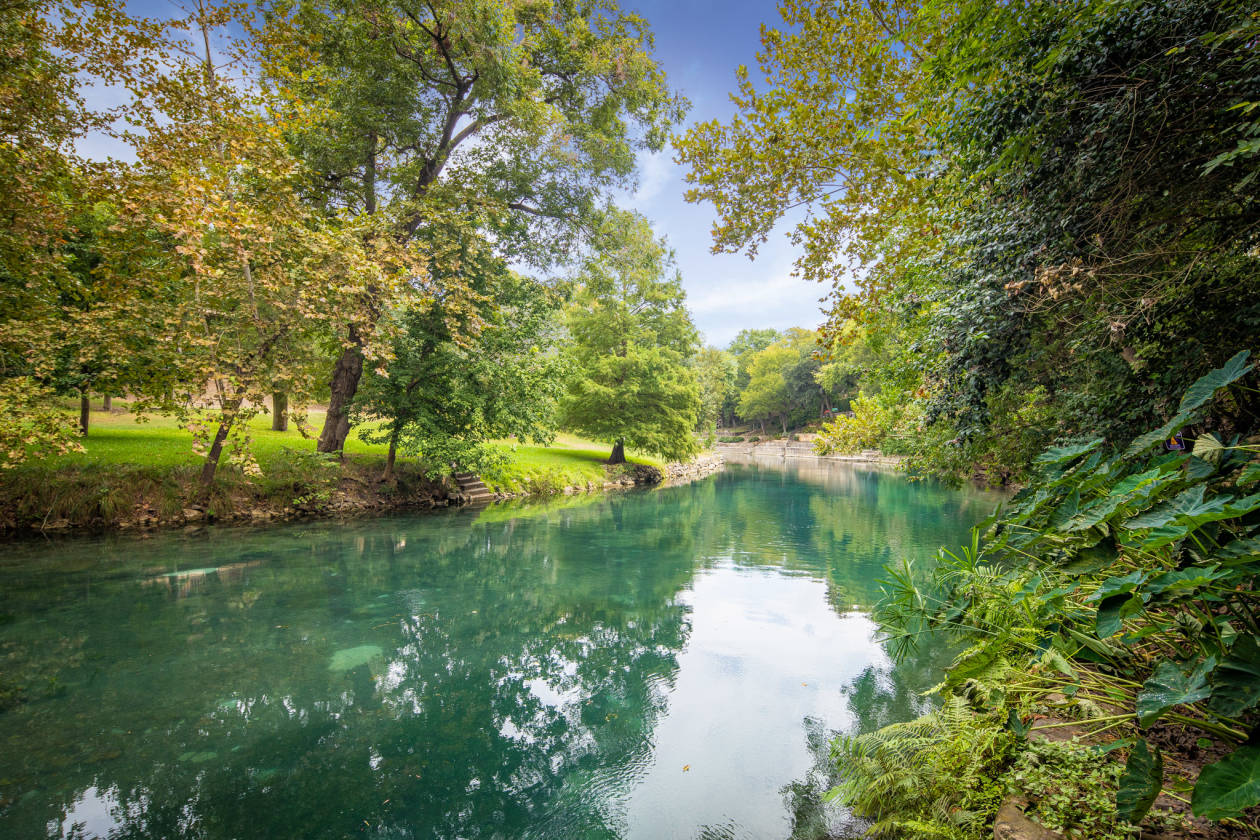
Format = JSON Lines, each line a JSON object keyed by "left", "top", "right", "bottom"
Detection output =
{"left": 1, "top": 406, "right": 665, "bottom": 533}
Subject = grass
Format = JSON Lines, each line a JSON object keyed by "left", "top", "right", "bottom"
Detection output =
{"left": 2, "top": 404, "right": 667, "bottom": 530}
{"left": 45, "top": 407, "right": 659, "bottom": 474}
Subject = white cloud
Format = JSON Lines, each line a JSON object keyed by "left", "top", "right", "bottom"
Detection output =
{"left": 632, "top": 148, "right": 673, "bottom": 206}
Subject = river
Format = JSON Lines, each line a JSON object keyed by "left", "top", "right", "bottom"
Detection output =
{"left": 0, "top": 458, "right": 1001, "bottom": 840}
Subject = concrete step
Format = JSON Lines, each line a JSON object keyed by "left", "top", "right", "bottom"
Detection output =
{"left": 452, "top": 471, "right": 494, "bottom": 503}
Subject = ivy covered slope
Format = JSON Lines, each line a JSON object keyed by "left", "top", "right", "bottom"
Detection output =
{"left": 834, "top": 352, "right": 1260, "bottom": 838}
{"left": 676, "top": 0, "right": 1260, "bottom": 485}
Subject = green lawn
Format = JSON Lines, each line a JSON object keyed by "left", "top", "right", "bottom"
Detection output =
{"left": 44, "top": 407, "right": 660, "bottom": 484}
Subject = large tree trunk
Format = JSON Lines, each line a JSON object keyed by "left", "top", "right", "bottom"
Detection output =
{"left": 318, "top": 329, "right": 364, "bottom": 454}
{"left": 608, "top": 439, "right": 626, "bottom": 465}
{"left": 79, "top": 391, "right": 89, "bottom": 436}
{"left": 759, "top": 419, "right": 766, "bottom": 435}
{"left": 271, "top": 391, "right": 289, "bottom": 432}
{"left": 780, "top": 415, "right": 788, "bottom": 435}
{"left": 102, "top": 394, "right": 112, "bottom": 412}
{"left": 197, "top": 420, "right": 232, "bottom": 501}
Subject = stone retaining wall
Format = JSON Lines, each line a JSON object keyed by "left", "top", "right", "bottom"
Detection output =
{"left": 662, "top": 452, "right": 725, "bottom": 485}
{"left": 714, "top": 440, "right": 902, "bottom": 466}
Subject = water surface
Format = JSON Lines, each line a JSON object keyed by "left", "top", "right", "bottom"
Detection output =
{"left": 0, "top": 459, "right": 1000, "bottom": 839}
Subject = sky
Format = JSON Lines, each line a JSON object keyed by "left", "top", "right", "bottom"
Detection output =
{"left": 102, "top": 0, "right": 825, "bottom": 349}
{"left": 617, "top": 0, "right": 826, "bottom": 347}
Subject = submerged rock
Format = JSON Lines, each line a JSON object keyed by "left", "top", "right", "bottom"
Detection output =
{"left": 328, "top": 644, "right": 384, "bottom": 672}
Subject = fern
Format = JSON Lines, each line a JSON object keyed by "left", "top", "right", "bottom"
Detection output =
{"left": 828, "top": 697, "right": 1014, "bottom": 839}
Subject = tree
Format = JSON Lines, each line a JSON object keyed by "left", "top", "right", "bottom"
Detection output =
{"left": 0, "top": 0, "right": 157, "bottom": 464}
{"left": 260, "top": 0, "right": 686, "bottom": 453}
{"left": 692, "top": 347, "right": 736, "bottom": 435}
{"left": 354, "top": 257, "right": 568, "bottom": 481}
{"left": 560, "top": 209, "right": 700, "bottom": 464}
{"left": 678, "top": 0, "right": 1260, "bottom": 480}
{"left": 101, "top": 0, "right": 410, "bottom": 496}
{"left": 738, "top": 343, "right": 796, "bottom": 435}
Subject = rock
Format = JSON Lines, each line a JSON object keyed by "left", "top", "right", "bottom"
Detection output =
{"left": 182, "top": 508, "right": 203, "bottom": 521}
{"left": 328, "top": 644, "right": 384, "bottom": 672}
{"left": 993, "top": 798, "right": 1064, "bottom": 840}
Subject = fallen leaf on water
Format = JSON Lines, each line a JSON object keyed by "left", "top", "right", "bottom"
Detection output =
{"left": 682, "top": 764, "right": 690, "bottom": 772}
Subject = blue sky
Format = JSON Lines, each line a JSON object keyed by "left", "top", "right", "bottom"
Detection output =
{"left": 619, "top": 0, "right": 825, "bottom": 347}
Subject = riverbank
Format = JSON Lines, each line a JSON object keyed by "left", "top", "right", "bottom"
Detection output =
{"left": 0, "top": 408, "right": 725, "bottom": 536}
{"left": 714, "top": 438, "right": 903, "bottom": 466}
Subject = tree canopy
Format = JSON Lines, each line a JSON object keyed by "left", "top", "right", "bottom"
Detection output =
{"left": 560, "top": 209, "right": 700, "bottom": 463}
{"left": 261, "top": 0, "right": 687, "bottom": 452}
{"left": 679, "top": 0, "right": 1260, "bottom": 482}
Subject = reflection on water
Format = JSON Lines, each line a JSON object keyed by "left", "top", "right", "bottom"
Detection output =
{"left": 0, "top": 460, "right": 1001, "bottom": 840}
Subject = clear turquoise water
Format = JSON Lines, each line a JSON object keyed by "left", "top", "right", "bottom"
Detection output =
{"left": 0, "top": 459, "right": 1000, "bottom": 840}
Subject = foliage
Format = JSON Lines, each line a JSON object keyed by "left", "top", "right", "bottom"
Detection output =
{"left": 560, "top": 209, "right": 700, "bottom": 463}
{"left": 1006, "top": 740, "right": 1139, "bottom": 840}
{"left": 862, "top": 350, "right": 1260, "bottom": 828}
{"left": 733, "top": 328, "right": 834, "bottom": 433}
{"left": 738, "top": 343, "right": 796, "bottom": 434}
{"left": 260, "top": 0, "right": 686, "bottom": 450}
{"left": 0, "top": 379, "right": 83, "bottom": 468}
{"left": 0, "top": 0, "right": 158, "bottom": 461}
{"left": 100, "top": 0, "right": 406, "bottom": 493}
{"left": 815, "top": 392, "right": 921, "bottom": 457}
{"left": 692, "top": 346, "right": 736, "bottom": 435}
{"left": 354, "top": 266, "right": 568, "bottom": 479}
{"left": 678, "top": 0, "right": 1260, "bottom": 483}
{"left": 828, "top": 696, "right": 1013, "bottom": 839}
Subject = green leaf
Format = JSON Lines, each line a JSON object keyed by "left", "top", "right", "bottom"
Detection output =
{"left": 1177, "top": 350, "right": 1252, "bottom": 415}
{"left": 1240, "top": 461, "right": 1260, "bottom": 486}
{"left": 1210, "top": 636, "right": 1260, "bottom": 717}
{"left": 1047, "top": 488, "right": 1080, "bottom": 529}
{"left": 1136, "top": 658, "right": 1215, "bottom": 727}
{"left": 1087, "top": 570, "right": 1147, "bottom": 602}
{"left": 1036, "top": 439, "right": 1103, "bottom": 467}
{"left": 1126, "top": 351, "right": 1253, "bottom": 457}
{"left": 945, "top": 641, "right": 1005, "bottom": 689}
{"left": 1097, "top": 593, "right": 1143, "bottom": 638}
{"left": 1061, "top": 535, "right": 1118, "bottom": 573}
{"left": 1125, "top": 487, "right": 1205, "bottom": 530}
{"left": 1192, "top": 745, "right": 1260, "bottom": 820}
{"left": 1217, "top": 537, "right": 1260, "bottom": 563}
{"left": 1145, "top": 565, "right": 1226, "bottom": 598}
{"left": 1116, "top": 739, "right": 1164, "bottom": 824}
{"left": 1192, "top": 433, "right": 1224, "bottom": 462}
{"left": 1185, "top": 456, "right": 1216, "bottom": 480}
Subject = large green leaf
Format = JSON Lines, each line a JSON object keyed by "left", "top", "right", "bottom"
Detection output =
{"left": 1125, "top": 487, "right": 1205, "bottom": 530}
{"left": 1240, "top": 461, "right": 1260, "bottom": 486}
{"left": 1177, "top": 350, "right": 1252, "bottom": 415}
{"left": 1126, "top": 350, "right": 1253, "bottom": 458}
{"left": 1217, "top": 537, "right": 1260, "bottom": 563}
{"left": 1116, "top": 739, "right": 1164, "bottom": 824}
{"left": 1136, "top": 658, "right": 1215, "bottom": 727}
{"left": 1192, "top": 745, "right": 1260, "bottom": 820}
{"left": 1145, "top": 565, "right": 1227, "bottom": 598}
{"left": 1061, "top": 535, "right": 1118, "bottom": 574}
{"left": 1210, "top": 636, "right": 1260, "bottom": 717}
{"left": 1036, "top": 439, "right": 1104, "bottom": 468}
{"left": 1087, "top": 570, "right": 1146, "bottom": 602}
{"left": 1097, "top": 593, "right": 1143, "bottom": 638}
